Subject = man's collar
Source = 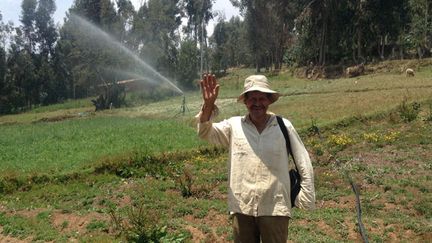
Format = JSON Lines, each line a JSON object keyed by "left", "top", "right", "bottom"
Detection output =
{"left": 241, "top": 113, "right": 277, "bottom": 125}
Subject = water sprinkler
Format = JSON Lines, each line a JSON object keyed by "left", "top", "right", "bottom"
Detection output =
{"left": 175, "top": 95, "right": 189, "bottom": 117}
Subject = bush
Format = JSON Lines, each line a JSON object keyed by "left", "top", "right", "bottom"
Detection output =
{"left": 398, "top": 99, "right": 421, "bottom": 122}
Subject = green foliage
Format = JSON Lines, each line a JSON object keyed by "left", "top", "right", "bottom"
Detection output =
{"left": 398, "top": 99, "right": 421, "bottom": 122}
{"left": 86, "top": 219, "right": 109, "bottom": 232}
{"left": 173, "top": 164, "right": 194, "bottom": 198}
{"left": 210, "top": 17, "right": 250, "bottom": 71}
{"left": 0, "top": 211, "right": 59, "bottom": 241}
{"left": 425, "top": 102, "right": 432, "bottom": 122}
{"left": 176, "top": 39, "right": 199, "bottom": 90}
{"left": 109, "top": 202, "right": 187, "bottom": 242}
{"left": 0, "top": 117, "right": 205, "bottom": 175}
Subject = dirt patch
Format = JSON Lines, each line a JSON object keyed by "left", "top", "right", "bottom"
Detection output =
{"left": 52, "top": 210, "right": 109, "bottom": 234}
{"left": 321, "top": 195, "right": 356, "bottom": 210}
{"left": 316, "top": 220, "right": 342, "bottom": 241}
{"left": 184, "top": 225, "right": 206, "bottom": 242}
{"left": 34, "top": 114, "right": 76, "bottom": 123}
{"left": 183, "top": 210, "right": 230, "bottom": 242}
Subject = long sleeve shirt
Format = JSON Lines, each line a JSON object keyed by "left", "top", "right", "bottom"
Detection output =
{"left": 197, "top": 112, "right": 315, "bottom": 217}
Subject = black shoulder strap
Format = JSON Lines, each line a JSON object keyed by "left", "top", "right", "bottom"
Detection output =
{"left": 276, "top": 116, "right": 299, "bottom": 170}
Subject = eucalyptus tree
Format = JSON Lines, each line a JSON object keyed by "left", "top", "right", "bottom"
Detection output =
{"left": 232, "top": 0, "right": 298, "bottom": 71}
{"left": 133, "top": 0, "right": 182, "bottom": 79}
{"left": 20, "top": 0, "right": 38, "bottom": 53}
{"left": 183, "top": 0, "right": 214, "bottom": 74}
{"left": 57, "top": 0, "right": 126, "bottom": 98}
{"left": 408, "top": 0, "right": 432, "bottom": 58}
{"left": 360, "top": 0, "right": 407, "bottom": 60}
{"left": 71, "top": 0, "right": 104, "bottom": 25}
{"left": 35, "top": 0, "right": 57, "bottom": 58}
{"left": 34, "top": 0, "right": 59, "bottom": 104}
{"left": 176, "top": 39, "right": 200, "bottom": 89}
{"left": 18, "top": 0, "right": 42, "bottom": 106}
{"left": 210, "top": 16, "right": 249, "bottom": 71}
{"left": 0, "top": 13, "right": 9, "bottom": 113}
{"left": 0, "top": 12, "right": 6, "bottom": 84}
{"left": 7, "top": 27, "right": 36, "bottom": 108}
{"left": 116, "top": 0, "right": 136, "bottom": 46}
{"left": 183, "top": 0, "right": 214, "bottom": 43}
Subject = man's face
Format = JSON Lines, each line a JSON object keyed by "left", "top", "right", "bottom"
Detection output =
{"left": 244, "top": 91, "right": 271, "bottom": 118}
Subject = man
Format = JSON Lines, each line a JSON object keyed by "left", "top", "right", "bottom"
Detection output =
{"left": 197, "top": 74, "right": 315, "bottom": 243}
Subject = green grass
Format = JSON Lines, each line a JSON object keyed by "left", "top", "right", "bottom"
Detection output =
{"left": 30, "top": 98, "right": 95, "bottom": 113}
{"left": 0, "top": 116, "right": 206, "bottom": 174}
{"left": 0, "top": 63, "right": 432, "bottom": 242}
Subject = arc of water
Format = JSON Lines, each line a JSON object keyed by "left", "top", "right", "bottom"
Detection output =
{"left": 71, "top": 14, "right": 183, "bottom": 95}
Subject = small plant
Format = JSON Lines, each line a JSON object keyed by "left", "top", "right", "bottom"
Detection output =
{"left": 383, "top": 131, "right": 400, "bottom": 143}
{"left": 307, "top": 118, "right": 321, "bottom": 137}
{"left": 398, "top": 99, "right": 421, "bottom": 122}
{"left": 328, "top": 133, "right": 354, "bottom": 151}
{"left": 363, "top": 132, "right": 379, "bottom": 143}
{"left": 173, "top": 165, "right": 194, "bottom": 198}
{"left": 362, "top": 131, "right": 400, "bottom": 145}
{"left": 307, "top": 138, "right": 325, "bottom": 156}
{"left": 86, "top": 219, "right": 109, "bottom": 232}
{"left": 60, "top": 220, "right": 69, "bottom": 230}
{"left": 109, "top": 202, "right": 162, "bottom": 241}
{"left": 425, "top": 102, "right": 432, "bottom": 122}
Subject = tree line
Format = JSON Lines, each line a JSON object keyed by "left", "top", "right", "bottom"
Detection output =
{"left": 0, "top": 0, "right": 431, "bottom": 114}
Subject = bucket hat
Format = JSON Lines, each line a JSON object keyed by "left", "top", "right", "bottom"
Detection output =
{"left": 237, "top": 75, "right": 279, "bottom": 103}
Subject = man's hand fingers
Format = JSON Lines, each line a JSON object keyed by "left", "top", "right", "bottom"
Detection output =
{"left": 214, "top": 84, "right": 220, "bottom": 98}
{"left": 199, "top": 73, "right": 218, "bottom": 102}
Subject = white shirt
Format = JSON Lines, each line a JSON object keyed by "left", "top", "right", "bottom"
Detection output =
{"left": 197, "top": 112, "right": 315, "bottom": 217}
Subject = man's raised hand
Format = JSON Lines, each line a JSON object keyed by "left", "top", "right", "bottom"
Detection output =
{"left": 200, "top": 73, "right": 219, "bottom": 106}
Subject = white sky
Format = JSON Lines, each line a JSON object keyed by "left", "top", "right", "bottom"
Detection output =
{"left": 0, "top": 0, "right": 240, "bottom": 35}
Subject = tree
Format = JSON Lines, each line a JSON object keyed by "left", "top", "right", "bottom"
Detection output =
{"left": 7, "top": 28, "right": 37, "bottom": 108}
{"left": 408, "top": 0, "right": 432, "bottom": 58}
{"left": 183, "top": 0, "right": 214, "bottom": 43}
{"left": 209, "top": 16, "right": 250, "bottom": 71}
{"left": 134, "top": 0, "right": 182, "bottom": 78}
{"left": 71, "top": 0, "right": 103, "bottom": 25}
{"left": 35, "top": 0, "right": 61, "bottom": 104}
{"left": 116, "top": 0, "right": 136, "bottom": 45}
{"left": 58, "top": 0, "right": 127, "bottom": 98}
{"left": 232, "top": 0, "right": 298, "bottom": 71}
{"left": 35, "top": 0, "right": 57, "bottom": 58}
{"left": 20, "top": 0, "right": 38, "bottom": 53}
{"left": 176, "top": 39, "right": 199, "bottom": 89}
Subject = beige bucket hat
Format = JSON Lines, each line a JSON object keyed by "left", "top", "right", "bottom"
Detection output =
{"left": 237, "top": 75, "right": 280, "bottom": 103}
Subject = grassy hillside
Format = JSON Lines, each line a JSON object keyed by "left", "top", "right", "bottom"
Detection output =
{"left": 0, "top": 62, "right": 431, "bottom": 242}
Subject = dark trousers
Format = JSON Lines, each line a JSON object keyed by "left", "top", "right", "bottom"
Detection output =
{"left": 232, "top": 213, "right": 289, "bottom": 243}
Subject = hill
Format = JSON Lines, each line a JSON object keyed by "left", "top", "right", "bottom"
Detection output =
{"left": 0, "top": 61, "right": 431, "bottom": 242}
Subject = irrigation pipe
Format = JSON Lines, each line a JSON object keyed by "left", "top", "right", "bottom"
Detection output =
{"left": 336, "top": 159, "right": 369, "bottom": 243}
{"left": 348, "top": 177, "right": 369, "bottom": 243}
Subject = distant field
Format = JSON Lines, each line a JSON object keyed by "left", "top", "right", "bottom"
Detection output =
{"left": 0, "top": 116, "right": 205, "bottom": 174}
{"left": 120, "top": 65, "right": 432, "bottom": 129}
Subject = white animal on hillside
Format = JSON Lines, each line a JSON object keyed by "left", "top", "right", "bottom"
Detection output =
{"left": 406, "top": 68, "right": 415, "bottom": 77}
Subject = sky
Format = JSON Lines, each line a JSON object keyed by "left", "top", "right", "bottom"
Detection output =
{"left": 0, "top": 0, "right": 240, "bottom": 35}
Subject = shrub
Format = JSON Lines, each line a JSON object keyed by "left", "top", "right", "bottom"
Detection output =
{"left": 398, "top": 99, "right": 421, "bottom": 122}
{"left": 425, "top": 102, "right": 432, "bottom": 122}
{"left": 173, "top": 165, "right": 194, "bottom": 198}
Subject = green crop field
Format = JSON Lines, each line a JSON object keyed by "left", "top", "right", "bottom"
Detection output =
{"left": 0, "top": 117, "right": 206, "bottom": 175}
{"left": 0, "top": 63, "right": 431, "bottom": 242}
